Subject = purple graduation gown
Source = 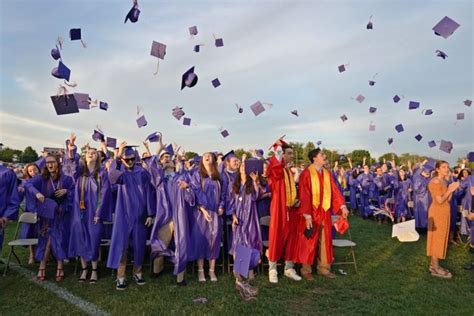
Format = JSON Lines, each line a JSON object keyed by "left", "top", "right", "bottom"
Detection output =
{"left": 188, "top": 171, "right": 223, "bottom": 261}
{"left": 0, "top": 165, "right": 20, "bottom": 251}
{"left": 412, "top": 169, "right": 431, "bottom": 229}
{"left": 106, "top": 160, "right": 154, "bottom": 269}
{"left": 220, "top": 169, "right": 237, "bottom": 216}
{"left": 25, "top": 173, "right": 74, "bottom": 261}
{"left": 19, "top": 179, "right": 38, "bottom": 239}
{"left": 394, "top": 177, "right": 412, "bottom": 219}
{"left": 68, "top": 163, "right": 112, "bottom": 261}
{"left": 348, "top": 174, "right": 359, "bottom": 210}
{"left": 230, "top": 185, "right": 262, "bottom": 269}
{"left": 357, "top": 173, "right": 374, "bottom": 217}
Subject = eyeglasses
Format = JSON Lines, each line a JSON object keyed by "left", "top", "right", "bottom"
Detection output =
{"left": 45, "top": 161, "right": 57, "bottom": 165}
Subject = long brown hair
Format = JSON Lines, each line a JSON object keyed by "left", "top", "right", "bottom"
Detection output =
{"left": 199, "top": 153, "right": 221, "bottom": 182}
{"left": 41, "top": 154, "right": 61, "bottom": 181}
{"left": 23, "top": 163, "right": 39, "bottom": 180}
{"left": 232, "top": 170, "right": 265, "bottom": 195}
{"left": 81, "top": 150, "right": 101, "bottom": 178}
{"left": 433, "top": 160, "right": 449, "bottom": 177}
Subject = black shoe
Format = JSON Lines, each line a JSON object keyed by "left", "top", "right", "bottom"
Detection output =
{"left": 177, "top": 279, "right": 187, "bottom": 286}
{"left": 89, "top": 269, "right": 98, "bottom": 284}
{"left": 133, "top": 274, "right": 146, "bottom": 285}
{"left": 78, "top": 269, "right": 88, "bottom": 282}
{"left": 116, "top": 278, "right": 127, "bottom": 290}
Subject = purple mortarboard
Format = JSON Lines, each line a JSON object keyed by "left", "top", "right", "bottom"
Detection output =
{"left": 221, "top": 129, "right": 229, "bottom": 138}
{"left": 395, "top": 124, "right": 404, "bottom": 133}
{"left": 367, "top": 21, "right": 373, "bottom": 30}
{"left": 235, "top": 104, "right": 243, "bottom": 114}
{"left": 99, "top": 101, "right": 108, "bottom": 111}
{"left": 338, "top": 65, "right": 346, "bottom": 73}
{"left": 183, "top": 117, "right": 191, "bottom": 126}
{"left": 215, "top": 38, "right": 224, "bottom": 47}
{"left": 393, "top": 95, "right": 401, "bottom": 103}
{"left": 369, "top": 121, "right": 376, "bottom": 131}
{"left": 250, "top": 101, "right": 265, "bottom": 116}
{"left": 136, "top": 115, "right": 147, "bottom": 128}
{"left": 369, "top": 80, "right": 375, "bottom": 86}
{"left": 181, "top": 66, "right": 198, "bottom": 90}
{"left": 193, "top": 44, "right": 202, "bottom": 53}
{"left": 172, "top": 106, "right": 185, "bottom": 120}
{"left": 124, "top": 2, "right": 140, "bottom": 23}
{"left": 291, "top": 110, "right": 299, "bottom": 117}
{"left": 123, "top": 145, "right": 138, "bottom": 158}
{"left": 106, "top": 137, "right": 117, "bottom": 148}
{"left": 423, "top": 158, "right": 436, "bottom": 172}
{"left": 211, "top": 78, "right": 221, "bottom": 88}
{"left": 164, "top": 144, "right": 174, "bottom": 157}
{"left": 52, "top": 61, "right": 71, "bottom": 81}
{"left": 423, "top": 109, "right": 433, "bottom": 115}
{"left": 355, "top": 94, "right": 365, "bottom": 103}
{"left": 256, "top": 149, "right": 264, "bottom": 158}
{"left": 146, "top": 132, "right": 160, "bottom": 143}
{"left": 464, "top": 99, "right": 472, "bottom": 107}
{"left": 428, "top": 140, "right": 436, "bottom": 148}
{"left": 50, "top": 94, "right": 79, "bottom": 115}
{"left": 245, "top": 158, "right": 264, "bottom": 175}
{"left": 73, "top": 93, "right": 90, "bottom": 110}
{"left": 409, "top": 101, "right": 420, "bottom": 110}
{"left": 369, "top": 107, "right": 377, "bottom": 113}
{"left": 233, "top": 244, "right": 253, "bottom": 278}
{"left": 456, "top": 113, "right": 464, "bottom": 120}
{"left": 150, "top": 41, "right": 166, "bottom": 59}
{"left": 51, "top": 46, "right": 61, "bottom": 60}
{"left": 439, "top": 140, "right": 453, "bottom": 154}
{"left": 467, "top": 152, "right": 474, "bottom": 163}
{"left": 435, "top": 50, "right": 448, "bottom": 59}
{"left": 316, "top": 140, "right": 322, "bottom": 146}
{"left": 340, "top": 114, "right": 348, "bottom": 122}
{"left": 70, "top": 28, "right": 81, "bottom": 41}
{"left": 432, "top": 16, "right": 460, "bottom": 39}
{"left": 92, "top": 129, "right": 105, "bottom": 142}
{"left": 223, "top": 150, "right": 236, "bottom": 161}
{"left": 415, "top": 134, "right": 423, "bottom": 142}
{"left": 189, "top": 26, "right": 198, "bottom": 36}
{"left": 387, "top": 138, "right": 394, "bottom": 145}
{"left": 339, "top": 155, "right": 346, "bottom": 161}
{"left": 36, "top": 198, "right": 57, "bottom": 219}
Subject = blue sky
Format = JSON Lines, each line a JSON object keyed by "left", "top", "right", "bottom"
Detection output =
{"left": 0, "top": 0, "right": 472, "bottom": 163}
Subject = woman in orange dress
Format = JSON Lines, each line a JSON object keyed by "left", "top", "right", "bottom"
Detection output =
{"left": 426, "top": 160, "right": 460, "bottom": 278}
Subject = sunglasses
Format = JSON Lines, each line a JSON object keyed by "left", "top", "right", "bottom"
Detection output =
{"left": 123, "top": 157, "right": 135, "bottom": 163}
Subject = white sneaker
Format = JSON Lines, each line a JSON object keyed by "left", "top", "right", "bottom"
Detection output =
{"left": 284, "top": 268, "right": 302, "bottom": 281}
{"left": 269, "top": 269, "right": 278, "bottom": 284}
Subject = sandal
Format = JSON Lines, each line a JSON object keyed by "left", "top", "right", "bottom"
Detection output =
{"left": 429, "top": 265, "right": 452, "bottom": 279}
{"left": 37, "top": 268, "right": 46, "bottom": 281}
{"left": 79, "top": 268, "right": 88, "bottom": 282}
{"left": 209, "top": 269, "right": 217, "bottom": 282}
{"left": 56, "top": 268, "right": 65, "bottom": 282}
{"left": 89, "top": 269, "right": 98, "bottom": 284}
{"left": 197, "top": 269, "right": 206, "bottom": 282}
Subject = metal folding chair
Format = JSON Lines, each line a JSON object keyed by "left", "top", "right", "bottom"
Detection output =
{"left": 331, "top": 215, "right": 358, "bottom": 274}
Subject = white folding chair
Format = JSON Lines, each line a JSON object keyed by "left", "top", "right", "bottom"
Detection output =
{"left": 331, "top": 215, "right": 358, "bottom": 273}
{"left": 3, "top": 212, "right": 38, "bottom": 276}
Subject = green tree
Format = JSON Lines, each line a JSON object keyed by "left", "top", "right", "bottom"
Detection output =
{"left": 303, "top": 142, "right": 315, "bottom": 163}
{"left": 234, "top": 148, "right": 252, "bottom": 159}
{"left": 0, "top": 147, "right": 22, "bottom": 163}
{"left": 378, "top": 153, "right": 400, "bottom": 166}
{"left": 22, "top": 146, "right": 39, "bottom": 163}
{"left": 288, "top": 142, "right": 304, "bottom": 165}
{"left": 350, "top": 149, "right": 371, "bottom": 167}
{"left": 185, "top": 151, "right": 198, "bottom": 160}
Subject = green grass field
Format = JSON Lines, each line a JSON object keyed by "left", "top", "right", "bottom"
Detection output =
{"left": 1, "top": 216, "right": 473, "bottom": 315}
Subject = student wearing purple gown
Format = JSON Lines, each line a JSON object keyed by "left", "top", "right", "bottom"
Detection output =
{"left": 68, "top": 141, "right": 112, "bottom": 283}
{"left": 18, "top": 163, "right": 40, "bottom": 264}
{"left": 188, "top": 152, "right": 223, "bottom": 282}
{"left": 230, "top": 161, "right": 263, "bottom": 281}
{"left": 413, "top": 163, "right": 433, "bottom": 231}
{"left": 394, "top": 168, "right": 413, "bottom": 223}
{"left": 357, "top": 165, "right": 374, "bottom": 218}
{"left": 0, "top": 164, "right": 20, "bottom": 253}
{"left": 348, "top": 168, "right": 360, "bottom": 214}
{"left": 374, "top": 166, "right": 392, "bottom": 224}
{"left": 457, "top": 169, "right": 472, "bottom": 239}
{"left": 25, "top": 154, "right": 74, "bottom": 282}
{"left": 107, "top": 142, "right": 155, "bottom": 290}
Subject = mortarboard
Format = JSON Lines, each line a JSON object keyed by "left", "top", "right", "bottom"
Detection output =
{"left": 415, "top": 134, "right": 423, "bottom": 142}
{"left": 150, "top": 41, "right": 166, "bottom": 59}
{"left": 73, "top": 93, "right": 90, "bottom": 110}
{"left": 51, "top": 45, "right": 61, "bottom": 60}
{"left": 256, "top": 149, "right": 264, "bottom": 158}
{"left": 146, "top": 132, "right": 160, "bottom": 143}
{"left": 355, "top": 94, "right": 365, "bottom": 103}
{"left": 70, "top": 28, "right": 81, "bottom": 41}
{"left": 333, "top": 216, "right": 349, "bottom": 235}
{"left": 52, "top": 61, "right": 71, "bottom": 81}
{"left": 432, "top": 16, "right": 460, "bottom": 39}
{"left": 467, "top": 152, "right": 474, "bottom": 163}
{"left": 340, "top": 114, "right": 348, "bottom": 122}
{"left": 456, "top": 113, "right": 464, "bottom": 120}
{"left": 106, "top": 137, "right": 117, "bottom": 148}
{"left": 99, "top": 101, "right": 108, "bottom": 111}
{"left": 163, "top": 144, "right": 174, "bottom": 157}
{"left": 387, "top": 138, "right": 393, "bottom": 145}
{"left": 124, "top": 1, "right": 140, "bottom": 23}
{"left": 369, "top": 80, "right": 375, "bottom": 86}
{"left": 172, "top": 106, "right": 185, "bottom": 120}
{"left": 233, "top": 244, "right": 253, "bottom": 278}
{"left": 369, "top": 106, "right": 377, "bottom": 113}
{"left": 428, "top": 140, "right": 436, "bottom": 148}
{"left": 215, "top": 37, "right": 224, "bottom": 47}
{"left": 439, "top": 140, "right": 453, "bottom": 154}
{"left": 393, "top": 95, "right": 401, "bottom": 103}
{"left": 193, "top": 44, "right": 201, "bottom": 53}
{"left": 136, "top": 115, "right": 147, "bottom": 128}
{"left": 221, "top": 129, "right": 229, "bottom": 138}
{"left": 435, "top": 50, "right": 448, "bottom": 59}
{"left": 464, "top": 99, "right": 472, "bottom": 107}
{"left": 235, "top": 103, "right": 243, "bottom": 114}
{"left": 369, "top": 121, "right": 376, "bottom": 131}
{"left": 36, "top": 198, "right": 58, "bottom": 219}
{"left": 366, "top": 21, "right": 373, "bottom": 30}
{"left": 338, "top": 65, "right": 346, "bottom": 73}
{"left": 250, "top": 101, "right": 265, "bottom": 116}
{"left": 92, "top": 129, "right": 105, "bottom": 142}
{"left": 223, "top": 150, "right": 236, "bottom": 161}
{"left": 291, "top": 110, "right": 299, "bottom": 117}
{"left": 211, "top": 78, "right": 221, "bottom": 88}
{"left": 183, "top": 117, "right": 191, "bottom": 126}
{"left": 245, "top": 158, "right": 264, "bottom": 175}
{"left": 423, "top": 109, "right": 433, "bottom": 115}
{"left": 181, "top": 67, "right": 198, "bottom": 90}
{"left": 316, "top": 140, "right": 322, "bottom": 146}
{"left": 50, "top": 94, "right": 79, "bottom": 115}
{"left": 409, "top": 101, "right": 420, "bottom": 110}
{"left": 122, "top": 145, "right": 138, "bottom": 158}
{"left": 395, "top": 124, "right": 404, "bottom": 133}
{"left": 392, "top": 219, "right": 419, "bottom": 242}
{"left": 339, "top": 155, "right": 346, "bottom": 161}
{"left": 189, "top": 26, "right": 198, "bottom": 36}
{"left": 423, "top": 158, "right": 436, "bottom": 173}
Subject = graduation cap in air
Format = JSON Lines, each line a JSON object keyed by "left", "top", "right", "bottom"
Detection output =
{"left": 316, "top": 140, "right": 322, "bottom": 146}
{"left": 409, "top": 101, "right": 420, "bottom": 110}
{"left": 387, "top": 138, "right": 393, "bottom": 145}
{"left": 366, "top": 15, "right": 373, "bottom": 30}
{"left": 183, "top": 117, "right": 191, "bottom": 126}
{"left": 395, "top": 124, "right": 404, "bottom": 133}
{"left": 150, "top": 41, "right": 166, "bottom": 75}
{"left": 233, "top": 244, "right": 259, "bottom": 278}
{"left": 181, "top": 67, "right": 198, "bottom": 90}
{"left": 250, "top": 101, "right": 265, "bottom": 116}
{"left": 256, "top": 149, "right": 264, "bottom": 158}
{"left": 235, "top": 104, "right": 243, "bottom": 114}
{"left": 189, "top": 26, "right": 198, "bottom": 36}
{"left": 163, "top": 144, "right": 174, "bottom": 157}
{"left": 369, "top": 121, "right": 376, "bottom": 131}
{"left": 106, "top": 137, "right": 117, "bottom": 148}
{"left": 51, "top": 45, "right": 61, "bottom": 60}
{"left": 392, "top": 219, "right": 419, "bottom": 242}
{"left": 338, "top": 64, "right": 346, "bottom": 73}
{"left": 51, "top": 61, "right": 71, "bottom": 81}
{"left": 467, "top": 152, "right": 474, "bottom": 163}
{"left": 73, "top": 93, "right": 90, "bottom": 110}
{"left": 70, "top": 28, "right": 86, "bottom": 47}
{"left": 36, "top": 198, "right": 58, "bottom": 220}
{"left": 435, "top": 50, "right": 448, "bottom": 59}
{"left": 50, "top": 94, "right": 79, "bottom": 115}
{"left": 146, "top": 132, "right": 160, "bottom": 143}
{"left": 136, "top": 115, "right": 148, "bottom": 128}
{"left": 439, "top": 140, "right": 453, "bottom": 154}
{"left": 291, "top": 110, "right": 299, "bottom": 117}
{"left": 415, "top": 134, "right": 423, "bottom": 142}
{"left": 220, "top": 129, "right": 229, "bottom": 138}
{"left": 456, "top": 113, "right": 465, "bottom": 120}
{"left": 211, "top": 78, "right": 221, "bottom": 88}
{"left": 369, "top": 107, "right": 377, "bottom": 113}
{"left": 340, "top": 114, "right": 348, "bottom": 122}
{"left": 393, "top": 95, "right": 401, "bottom": 103}
{"left": 245, "top": 158, "right": 264, "bottom": 175}
{"left": 99, "top": 101, "right": 108, "bottom": 111}
{"left": 124, "top": 0, "right": 140, "bottom": 23}
{"left": 423, "top": 109, "right": 433, "bottom": 115}
{"left": 213, "top": 34, "right": 224, "bottom": 47}
{"left": 464, "top": 99, "right": 472, "bottom": 107}
{"left": 369, "top": 80, "right": 376, "bottom": 86}
{"left": 428, "top": 140, "right": 436, "bottom": 148}
{"left": 432, "top": 16, "right": 460, "bottom": 39}
{"left": 172, "top": 106, "right": 185, "bottom": 120}
{"left": 92, "top": 129, "right": 105, "bottom": 142}
{"left": 355, "top": 94, "right": 365, "bottom": 103}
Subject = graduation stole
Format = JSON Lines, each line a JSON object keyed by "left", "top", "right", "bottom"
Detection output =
{"left": 338, "top": 174, "right": 347, "bottom": 190}
{"left": 308, "top": 165, "right": 331, "bottom": 212}
{"left": 79, "top": 175, "right": 101, "bottom": 215}
{"left": 283, "top": 168, "right": 297, "bottom": 207}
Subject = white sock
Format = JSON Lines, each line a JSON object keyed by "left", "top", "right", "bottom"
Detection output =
{"left": 285, "top": 261, "right": 294, "bottom": 270}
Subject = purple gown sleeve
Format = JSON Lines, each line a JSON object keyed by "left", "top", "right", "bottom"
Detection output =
{"left": 1, "top": 168, "right": 20, "bottom": 220}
